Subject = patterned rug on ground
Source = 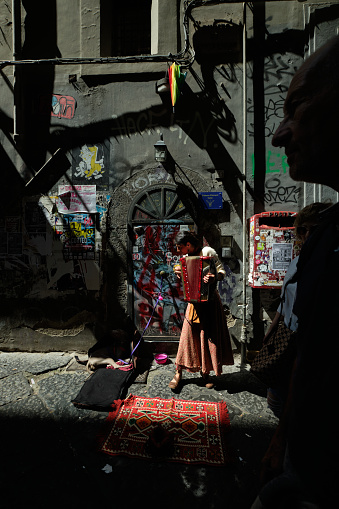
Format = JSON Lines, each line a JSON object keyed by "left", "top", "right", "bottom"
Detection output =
{"left": 99, "top": 394, "right": 232, "bottom": 465}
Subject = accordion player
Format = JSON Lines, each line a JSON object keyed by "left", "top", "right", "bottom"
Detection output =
{"left": 179, "top": 256, "right": 217, "bottom": 303}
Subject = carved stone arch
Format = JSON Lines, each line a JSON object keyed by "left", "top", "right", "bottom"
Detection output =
{"left": 128, "top": 183, "right": 195, "bottom": 223}
{"left": 108, "top": 165, "right": 209, "bottom": 229}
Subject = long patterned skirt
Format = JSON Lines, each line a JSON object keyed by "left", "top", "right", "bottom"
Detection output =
{"left": 176, "top": 291, "right": 234, "bottom": 376}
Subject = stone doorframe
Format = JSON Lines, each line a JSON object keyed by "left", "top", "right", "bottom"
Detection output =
{"left": 104, "top": 165, "right": 213, "bottom": 330}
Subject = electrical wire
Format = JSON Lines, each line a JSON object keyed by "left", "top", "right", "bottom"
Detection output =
{"left": 0, "top": 1, "right": 247, "bottom": 71}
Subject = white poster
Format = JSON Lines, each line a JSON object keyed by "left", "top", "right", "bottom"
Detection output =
{"left": 57, "top": 185, "right": 96, "bottom": 214}
{"left": 272, "top": 243, "right": 293, "bottom": 270}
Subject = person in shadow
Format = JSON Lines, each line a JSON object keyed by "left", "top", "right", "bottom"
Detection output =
{"left": 251, "top": 36, "right": 339, "bottom": 509}
{"left": 255, "top": 202, "right": 330, "bottom": 419}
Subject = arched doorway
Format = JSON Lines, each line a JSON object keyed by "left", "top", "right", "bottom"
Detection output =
{"left": 128, "top": 184, "right": 196, "bottom": 341}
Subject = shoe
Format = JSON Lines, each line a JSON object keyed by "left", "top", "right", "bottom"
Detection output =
{"left": 169, "top": 370, "right": 181, "bottom": 390}
{"left": 201, "top": 372, "right": 214, "bottom": 389}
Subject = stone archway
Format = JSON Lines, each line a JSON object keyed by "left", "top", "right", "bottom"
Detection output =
{"left": 105, "top": 166, "right": 209, "bottom": 333}
{"left": 128, "top": 183, "right": 195, "bottom": 340}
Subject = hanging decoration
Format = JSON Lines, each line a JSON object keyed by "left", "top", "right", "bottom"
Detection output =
{"left": 168, "top": 63, "right": 187, "bottom": 112}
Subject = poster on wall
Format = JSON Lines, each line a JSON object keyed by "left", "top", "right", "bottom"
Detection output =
{"left": 58, "top": 213, "right": 95, "bottom": 260}
{"left": 57, "top": 185, "right": 97, "bottom": 214}
{"left": 72, "top": 143, "right": 109, "bottom": 187}
{"left": 272, "top": 243, "right": 293, "bottom": 270}
{"left": 248, "top": 211, "right": 299, "bottom": 288}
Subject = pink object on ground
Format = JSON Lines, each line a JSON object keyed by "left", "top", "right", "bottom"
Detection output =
{"left": 154, "top": 353, "right": 168, "bottom": 364}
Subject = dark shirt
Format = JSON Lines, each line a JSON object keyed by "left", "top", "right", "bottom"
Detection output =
{"left": 289, "top": 202, "right": 339, "bottom": 506}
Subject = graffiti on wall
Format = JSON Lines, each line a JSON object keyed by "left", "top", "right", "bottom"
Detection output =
{"left": 251, "top": 150, "right": 289, "bottom": 177}
{"left": 264, "top": 177, "right": 300, "bottom": 205}
{"left": 251, "top": 152, "right": 300, "bottom": 205}
{"left": 72, "top": 144, "right": 109, "bottom": 186}
{"left": 248, "top": 96, "right": 285, "bottom": 139}
{"left": 247, "top": 53, "right": 298, "bottom": 137}
{"left": 133, "top": 224, "right": 191, "bottom": 336}
{"left": 111, "top": 110, "right": 223, "bottom": 150}
{"left": 73, "top": 145, "right": 105, "bottom": 182}
{"left": 132, "top": 225, "right": 238, "bottom": 335}
{"left": 39, "top": 94, "right": 76, "bottom": 119}
{"left": 246, "top": 52, "right": 302, "bottom": 204}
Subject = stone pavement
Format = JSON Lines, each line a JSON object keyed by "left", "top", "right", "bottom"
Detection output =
{"left": 0, "top": 350, "right": 278, "bottom": 509}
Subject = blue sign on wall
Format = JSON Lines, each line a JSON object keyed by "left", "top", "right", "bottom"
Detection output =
{"left": 198, "top": 192, "right": 223, "bottom": 210}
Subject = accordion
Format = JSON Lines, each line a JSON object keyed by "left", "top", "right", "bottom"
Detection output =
{"left": 180, "top": 256, "right": 217, "bottom": 303}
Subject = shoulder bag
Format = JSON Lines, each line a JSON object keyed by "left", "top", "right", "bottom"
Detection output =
{"left": 250, "top": 273, "right": 298, "bottom": 387}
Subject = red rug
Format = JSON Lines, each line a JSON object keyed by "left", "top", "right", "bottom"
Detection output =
{"left": 99, "top": 394, "right": 232, "bottom": 465}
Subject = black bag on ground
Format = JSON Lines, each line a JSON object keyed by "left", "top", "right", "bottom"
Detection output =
{"left": 72, "top": 367, "right": 135, "bottom": 410}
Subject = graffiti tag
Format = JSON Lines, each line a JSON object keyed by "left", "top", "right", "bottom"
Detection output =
{"left": 252, "top": 151, "right": 289, "bottom": 177}
{"left": 264, "top": 177, "right": 300, "bottom": 205}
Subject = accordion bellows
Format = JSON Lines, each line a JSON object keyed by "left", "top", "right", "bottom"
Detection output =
{"left": 180, "top": 256, "right": 217, "bottom": 303}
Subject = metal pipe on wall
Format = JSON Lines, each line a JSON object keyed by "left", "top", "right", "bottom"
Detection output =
{"left": 11, "top": 0, "right": 24, "bottom": 141}
{"left": 241, "top": 2, "right": 248, "bottom": 364}
{"left": 12, "top": 0, "right": 21, "bottom": 138}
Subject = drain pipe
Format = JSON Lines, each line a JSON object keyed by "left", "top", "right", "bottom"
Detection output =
{"left": 12, "top": 0, "right": 21, "bottom": 139}
{"left": 240, "top": 2, "right": 248, "bottom": 365}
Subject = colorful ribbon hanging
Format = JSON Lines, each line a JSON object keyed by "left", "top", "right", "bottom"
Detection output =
{"left": 168, "top": 63, "right": 187, "bottom": 112}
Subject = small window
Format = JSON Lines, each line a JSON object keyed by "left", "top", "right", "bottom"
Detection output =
{"left": 110, "top": 0, "right": 152, "bottom": 57}
{"left": 99, "top": 0, "right": 178, "bottom": 68}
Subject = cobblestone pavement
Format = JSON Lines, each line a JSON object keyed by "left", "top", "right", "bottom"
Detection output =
{"left": 0, "top": 351, "right": 278, "bottom": 509}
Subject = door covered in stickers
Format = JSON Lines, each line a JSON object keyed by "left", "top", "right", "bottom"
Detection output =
{"left": 129, "top": 185, "right": 196, "bottom": 340}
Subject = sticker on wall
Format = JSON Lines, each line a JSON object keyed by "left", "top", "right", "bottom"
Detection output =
{"left": 72, "top": 143, "right": 109, "bottom": 187}
{"left": 39, "top": 94, "right": 76, "bottom": 119}
{"left": 248, "top": 211, "right": 299, "bottom": 289}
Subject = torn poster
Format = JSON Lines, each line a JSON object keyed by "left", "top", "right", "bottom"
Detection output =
{"left": 58, "top": 213, "right": 95, "bottom": 260}
{"left": 57, "top": 185, "right": 97, "bottom": 214}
